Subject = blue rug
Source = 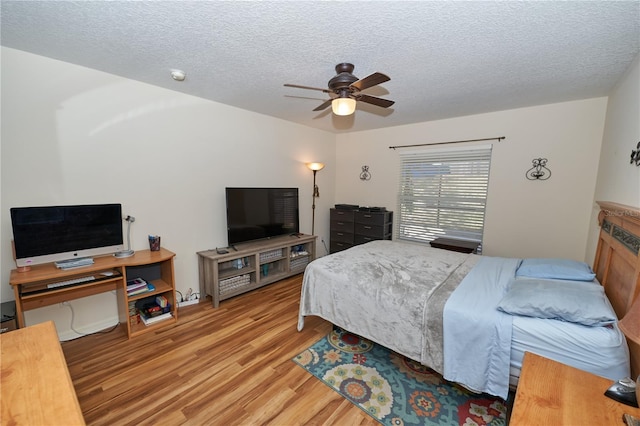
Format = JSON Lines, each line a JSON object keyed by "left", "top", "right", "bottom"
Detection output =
{"left": 293, "top": 327, "right": 507, "bottom": 426}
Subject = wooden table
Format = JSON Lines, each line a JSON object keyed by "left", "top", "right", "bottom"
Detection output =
{"left": 0, "top": 321, "right": 85, "bottom": 425}
{"left": 510, "top": 351, "right": 640, "bottom": 425}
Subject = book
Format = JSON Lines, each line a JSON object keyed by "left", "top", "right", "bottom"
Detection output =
{"left": 126, "top": 278, "right": 149, "bottom": 292}
{"left": 126, "top": 277, "right": 147, "bottom": 287}
{"left": 126, "top": 282, "right": 148, "bottom": 291}
{"left": 145, "top": 305, "right": 162, "bottom": 316}
{"left": 127, "top": 283, "right": 155, "bottom": 296}
{"left": 127, "top": 286, "right": 148, "bottom": 294}
{"left": 139, "top": 311, "right": 172, "bottom": 326}
{"left": 155, "top": 295, "right": 168, "bottom": 308}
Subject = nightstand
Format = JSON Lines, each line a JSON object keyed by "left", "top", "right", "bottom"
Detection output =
{"left": 429, "top": 237, "right": 479, "bottom": 254}
{"left": 510, "top": 351, "right": 640, "bottom": 425}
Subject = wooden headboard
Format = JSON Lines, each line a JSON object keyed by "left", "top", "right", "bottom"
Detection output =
{"left": 594, "top": 201, "right": 640, "bottom": 377}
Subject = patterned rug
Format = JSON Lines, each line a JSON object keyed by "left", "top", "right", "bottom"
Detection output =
{"left": 293, "top": 327, "right": 507, "bottom": 426}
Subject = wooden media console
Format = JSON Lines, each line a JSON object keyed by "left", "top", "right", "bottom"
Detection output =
{"left": 197, "top": 234, "right": 317, "bottom": 307}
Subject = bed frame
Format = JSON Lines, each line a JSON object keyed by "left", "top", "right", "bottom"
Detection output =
{"left": 594, "top": 201, "right": 640, "bottom": 377}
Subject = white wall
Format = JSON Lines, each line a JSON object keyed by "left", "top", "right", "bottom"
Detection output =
{"left": 335, "top": 98, "right": 608, "bottom": 260}
{"left": 586, "top": 53, "right": 640, "bottom": 262}
{"left": 3, "top": 46, "right": 635, "bottom": 340}
{"left": 1, "top": 47, "right": 336, "bottom": 339}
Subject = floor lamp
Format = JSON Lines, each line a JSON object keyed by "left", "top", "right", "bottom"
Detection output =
{"left": 307, "top": 162, "right": 325, "bottom": 235}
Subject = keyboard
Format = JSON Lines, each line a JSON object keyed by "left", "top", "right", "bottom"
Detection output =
{"left": 47, "top": 275, "right": 96, "bottom": 289}
{"left": 55, "top": 258, "right": 94, "bottom": 270}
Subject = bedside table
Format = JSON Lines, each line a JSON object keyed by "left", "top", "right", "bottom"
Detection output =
{"left": 429, "top": 237, "right": 479, "bottom": 254}
{"left": 510, "top": 352, "right": 640, "bottom": 425}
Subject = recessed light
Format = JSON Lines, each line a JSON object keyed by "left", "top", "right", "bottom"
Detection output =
{"left": 170, "top": 70, "right": 186, "bottom": 81}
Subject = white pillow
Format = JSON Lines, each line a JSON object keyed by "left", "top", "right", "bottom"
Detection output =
{"left": 516, "top": 258, "right": 596, "bottom": 281}
{"left": 497, "top": 278, "right": 616, "bottom": 326}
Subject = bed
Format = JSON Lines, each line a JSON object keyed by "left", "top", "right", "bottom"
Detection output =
{"left": 297, "top": 201, "right": 640, "bottom": 399}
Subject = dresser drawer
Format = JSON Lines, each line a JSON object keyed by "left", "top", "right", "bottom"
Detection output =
{"left": 354, "top": 211, "right": 389, "bottom": 226}
{"left": 330, "top": 230, "right": 354, "bottom": 244}
{"left": 330, "top": 241, "right": 353, "bottom": 253}
{"left": 354, "top": 222, "right": 385, "bottom": 238}
{"left": 330, "top": 209, "right": 356, "bottom": 222}
{"left": 354, "top": 234, "right": 381, "bottom": 245}
{"left": 330, "top": 219, "right": 353, "bottom": 233}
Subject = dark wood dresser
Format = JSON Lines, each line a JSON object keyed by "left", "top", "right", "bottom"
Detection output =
{"left": 330, "top": 208, "right": 393, "bottom": 253}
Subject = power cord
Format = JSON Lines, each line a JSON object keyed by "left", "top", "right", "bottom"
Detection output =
{"left": 177, "top": 288, "right": 200, "bottom": 302}
{"left": 176, "top": 288, "right": 200, "bottom": 308}
{"left": 321, "top": 238, "right": 329, "bottom": 255}
{"left": 60, "top": 301, "right": 119, "bottom": 341}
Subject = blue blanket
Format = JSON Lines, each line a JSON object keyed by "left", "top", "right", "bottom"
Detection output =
{"left": 443, "top": 256, "right": 521, "bottom": 399}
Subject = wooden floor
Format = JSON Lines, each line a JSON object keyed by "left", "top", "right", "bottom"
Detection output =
{"left": 61, "top": 275, "right": 378, "bottom": 425}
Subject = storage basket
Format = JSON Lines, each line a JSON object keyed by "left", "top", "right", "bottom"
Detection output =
{"left": 219, "top": 274, "right": 251, "bottom": 295}
{"left": 259, "top": 248, "right": 283, "bottom": 263}
{"left": 290, "top": 256, "right": 309, "bottom": 271}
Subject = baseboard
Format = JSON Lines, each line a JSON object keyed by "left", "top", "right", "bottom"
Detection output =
{"left": 58, "top": 316, "right": 119, "bottom": 341}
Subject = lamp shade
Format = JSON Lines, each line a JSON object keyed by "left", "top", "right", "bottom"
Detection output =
{"left": 331, "top": 97, "right": 356, "bottom": 116}
{"left": 619, "top": 295, "right": 640, "bottom": 345}
{"left": 307, "top": 162, "right": 325, "bottom": 171}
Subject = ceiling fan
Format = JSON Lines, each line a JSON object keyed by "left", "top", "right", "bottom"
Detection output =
{"left": 284, "top": 63, "right": 394, "bottom": 116}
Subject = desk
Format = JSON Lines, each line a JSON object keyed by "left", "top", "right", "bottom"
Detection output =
{"left": 510, "top": 352, "right": 640, "bottom": 425}
{"left": 9, "top": 249, "right": 177, "bottom": 339}
{"left": 0, "top": 321, "right": 85, "bottom": 425}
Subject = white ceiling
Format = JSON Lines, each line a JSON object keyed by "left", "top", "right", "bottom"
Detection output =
{"left": 2, "top": 1, "right": 639, "bottom": 134}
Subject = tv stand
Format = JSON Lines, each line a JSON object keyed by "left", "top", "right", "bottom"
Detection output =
{"left": 197, "top": 234, "right": 317, "bottom": 307}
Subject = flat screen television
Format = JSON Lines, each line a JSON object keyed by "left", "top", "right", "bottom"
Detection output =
{"left": 10, "top": 203, "right": 124, "bottom": 268}
{"left": 225, "top": 187, "right": 299, "bottom": 246}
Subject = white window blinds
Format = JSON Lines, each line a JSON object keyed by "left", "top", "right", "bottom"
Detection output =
{"left": 397, "top": 146, "right": 492, "bottom": 245}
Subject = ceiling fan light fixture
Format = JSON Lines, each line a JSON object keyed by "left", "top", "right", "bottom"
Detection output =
{"left": 332, "top": 97, "right": 356, "bottom": 116}
{"left": 285, "top": 63, "right": 392, "bottom": 116}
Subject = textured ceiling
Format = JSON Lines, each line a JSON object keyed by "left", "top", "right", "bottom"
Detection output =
{"left": 2, "top": 1, "right": 639, "bottom": 134}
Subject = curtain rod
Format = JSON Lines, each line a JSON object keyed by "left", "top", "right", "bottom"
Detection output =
{"left": 389, "top": 136, "right": 505, "bottom": 150}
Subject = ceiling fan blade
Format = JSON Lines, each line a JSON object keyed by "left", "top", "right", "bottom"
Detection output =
{"left": 350, "top": 72, "right": 390, "bottom": 91}
{"left": 357, "top": 94, "right": 395, "bottom": 108}
{"left": 313, "top": 99, "right": 333, "bottom": 111}
{"left": 284, "top": 83, "right": 330, "bottom": 93}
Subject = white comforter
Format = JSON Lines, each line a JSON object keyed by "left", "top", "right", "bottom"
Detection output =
{"left": 298, "top": 240, "right": 630, "bottom": 399}
{"left": 298, "top": 240, "right": 479, "bottom": 375}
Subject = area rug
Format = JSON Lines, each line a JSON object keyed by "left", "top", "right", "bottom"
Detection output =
{"left": 293, "top": 328, "right": 507, "bottom": 426}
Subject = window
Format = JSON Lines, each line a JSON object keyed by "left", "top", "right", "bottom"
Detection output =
{"left": 397, "top": 145, "right": 492, "bottom": 247}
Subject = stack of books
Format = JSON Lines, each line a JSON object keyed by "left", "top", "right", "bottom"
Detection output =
{"left": 127, "top": 300, "right": 139, "bottom": 325}
{"left": 135, "top": 295, "right": 172, "bottom": 326}
{"left": 126, "top": 277, "right": 155, "bottom": 296}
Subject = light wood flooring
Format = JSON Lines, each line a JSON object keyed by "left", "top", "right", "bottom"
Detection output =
{"left": 61, "top": 275, "right": 378, "bottom": 425}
